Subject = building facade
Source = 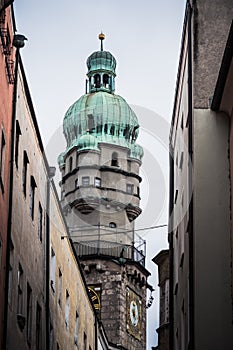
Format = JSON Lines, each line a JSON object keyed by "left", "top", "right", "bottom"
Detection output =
{"left": 0, "top": 2, "right": 15, "bottom": 346}
{"left": 169, "top": 1, "right": 233, "bottom": 349}
{"left": 58, "top": 34, "right": 150, "bottom": 350}
{"left": 152, "top": 250, "right": 169, "bottom": 350}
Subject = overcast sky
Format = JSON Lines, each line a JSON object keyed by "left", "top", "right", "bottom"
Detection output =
{"left": 14, "top": 1, "right": 186, "bottom": 348}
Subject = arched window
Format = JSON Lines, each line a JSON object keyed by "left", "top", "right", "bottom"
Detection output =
{"left": 110, "top": 125, "right": 115, "bottom": 135}
{"left": 111, "top": 152, "right": 118, "bottom": 167}
{"left": 103, "top": 74, "right": 109, "bottom": 87}
{"left": 88, "top": 114, "right": 94, "bottom": 131}
{"left": 94, "top": 74, "right": 101, "bottom": 88}
{"left": 109, "top": 222, "right": 116, "bottom": 228}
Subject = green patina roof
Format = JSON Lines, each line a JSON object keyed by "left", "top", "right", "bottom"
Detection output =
{"left": 87, "top": 51, "right": 116, "bottom": 75}
{"left": 58, "top": 38, "right": 143, "bottom": 166}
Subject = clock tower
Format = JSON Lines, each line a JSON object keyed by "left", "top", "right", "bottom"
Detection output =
{"left": 58, "top": 34, "right": 151, "bottom": 350}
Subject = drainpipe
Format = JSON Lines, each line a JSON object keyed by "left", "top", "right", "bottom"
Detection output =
{"left": 46, "top": 167, "right": 56, "bottom": 350}
{"left": 168, "top": 145, "right": 174, "bottom": 350}
{"left": 187, "top": 2, "right": 194, "bottom": 349}
{"left": 3, "top": 34, "right": 27, "bottom": 350}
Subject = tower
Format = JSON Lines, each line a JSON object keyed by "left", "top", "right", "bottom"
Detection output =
{"left": 58, "top": 34, "right": 150, "bottom": 350}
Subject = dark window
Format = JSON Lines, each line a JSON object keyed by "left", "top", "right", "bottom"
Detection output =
{"left": 83, "top": 333, "right": 87, "bottom": 350}
{"left": 17, "top": 263, "right": 23, "bottom": 314}
{"left": 49, "top": 323, "right": 54, "bottom": 350}
{"left": 82, "top": 176, "right": 90, "bottom": 186}
{"left": 75, "top": 179, "right": 78, "bottom": 188}
{"left": 50, "top": 248, "right": 56, "bottom": 292}
{"left": 126, "top": 184, "right": 134, "bottom": 194}
{"left": 104, "top": 124, "right": 108, "bottom": 133}
{"left": 30, "top": 176, "right": 37, "bottom": 220}
{"left": 58, "top": 269, "right": 62, "bottom": 307}
{"left": 65, "top": 290, "right": 70, "bottom": 329}
{"left": 74, "top": 312, "right": 79, "bottom": 346}
{"left": 27, "top": 283, "right": 32, "bottom": 344}
{"left": 103, "top": 74, "right": 109, "bottom": 86}
{"left": 94, "top": 74, "right": 100, "bottom": 88}
{"left": 110, "top": 125, "right": 115, "bottom": 135}
{"left": 15, "top": 121, "right": 21, "bottom": 168}
{"left": 38, "top": 203, "right": 43, "bottom": 241}
{"left": 111, "top": 152, "right": 118, "bottom": 167}
{"left": 23, "top": 151, "right": 29, "bottom": 196}
{"left": 109, "top": 222, "right": 116, "bottom": 228}
{"left": 88, "top": 114, "right": 95, "bottom": 131}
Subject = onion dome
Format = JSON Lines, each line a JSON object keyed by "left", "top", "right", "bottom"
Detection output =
{"left": 59, "top": 33, "right": 143, "bottom": 164}
{"left": 63, "top": 91, "right": 140, "bottom": 149}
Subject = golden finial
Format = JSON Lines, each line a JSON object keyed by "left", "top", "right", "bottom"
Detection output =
{"left": 99, "top": 32, "right": 105, "bottom": 51}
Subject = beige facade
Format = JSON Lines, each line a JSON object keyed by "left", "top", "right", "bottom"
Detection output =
{"left": 49, "top": 182, "right": 96, "bottom": 350}
{"left": 169, "top": 1, "right": 233, "bottom": 349}
{"left": 6, "top": 56, "right": 47, "bottom": 349}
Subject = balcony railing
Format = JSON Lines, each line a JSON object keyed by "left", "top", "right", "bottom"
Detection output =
{"left": 73, "top": 239, "right": 145, "bottom": 266}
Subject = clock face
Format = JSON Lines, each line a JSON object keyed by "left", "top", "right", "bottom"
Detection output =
{"left": 126, "top": 287, "right": 142, "bottom": 340}
{"left": 88, "top": 286, "right": 101, "bottom": 316}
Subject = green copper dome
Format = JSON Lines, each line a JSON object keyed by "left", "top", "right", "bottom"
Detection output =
{"left": 63, "top": 91, "right": 140, "bottom": 147}
{"left": 87, "top": 51, "right": 116, "bottom": 75}
{"left": 58, "top": 34, "right": 143, "bottom": 166}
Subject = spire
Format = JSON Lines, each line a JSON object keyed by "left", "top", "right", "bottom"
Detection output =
{"left": 99, "top": 32, "right": 105, "bottom": 51}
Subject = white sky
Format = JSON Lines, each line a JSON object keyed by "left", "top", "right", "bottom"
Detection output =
{"left": 14, "top": 1, "right": 186, "bottom": 348}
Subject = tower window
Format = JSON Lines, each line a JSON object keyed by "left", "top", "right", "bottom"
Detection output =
{"left": 82, "top": 176, "right": 90, "bottom": 186}
{"left": 126, "top": 184, "right": 134, "bottom": 194}
{"left": 88, "top": 114, "right": 95, "bottom": 131}
{"left": 103, "top": 74, "right": 109, "bottom": 86}
{"left": 109, "top": 222, "right": 116, "bottom": 228}
{"left": 75, "top": 179, "right": 78, "bottom": 188}
{"left": 38, "top": 202, "right": 43, "bottom": 242}
{"left": 65, "top": 290, "right": 70, "bottom": 329}
{"left": 0, "top": 129, "right": 6, "bottom": 190}
{"left": 94, "top": 74, "right": 101, "bottom": 88}
{"left": 111, "top": 152, "right": 118, "bottom": 167}
{"left": 95, "top": 177, "right": 101, "bottom": 187}
{"left": 110, "top": 125, "right": 115, "bottom": 135}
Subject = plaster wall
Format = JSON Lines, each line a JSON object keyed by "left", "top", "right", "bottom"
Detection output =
{"left": 193, "top": 109, "right": 233, "bottom": 349}
{"left": 6, "top": 67, "right": 47, "bottom": 349}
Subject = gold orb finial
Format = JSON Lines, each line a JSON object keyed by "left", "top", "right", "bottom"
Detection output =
{"left": 99, "top": 32, "right": 105, "bottom": 41}
{"left": 99, "top": 32, "right": 105, "bottom": 51}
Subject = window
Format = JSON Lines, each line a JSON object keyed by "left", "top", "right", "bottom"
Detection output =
{"left": 69, "top": 157, "right": 73, "bottom": 172}
{"left": 82, "top": 176, "right": 90, "bottom": 186}
{"left": 50, "top": 248, "right": 56, "bottom": 292}
{"left": 30, "top": 176, "right": 36, "bottom": 220}
{"left": 83, "top": 333, "right": 87, "bottom": 350}
{"left": 17, "top": 263, "right": 23, "bottom": 314}
{"left": 88, "top": 114, "right": 94, "bottom": 131}
{"left": 127, "top": 160, "right": 131, "bottom": 172}
{"left": 0, "top": 129, "right": 6, "bottom": 190}
{"left": 109, "top": 222, "right": 116, "bottom": 228}
{"left": 103, "top": 74, "right": 109, "bottom": 86}
{"left": 94, "top": 74, "right": 100, "bottom": 88}
{"left": 110, "top": 125, "right": 115, "bottom": 135}
{"left": 137, "top": 186, "right": 140, "bottom": 197}
{"left": 74, "top": 312, "right": 79, "bottom": 346}
{"left": 38, "top": 203, "right": 43, "bottom": 241}
{"left": 65, "top": 290, "right": 70, "bottom": 329}
{"left": 95, "top": 177, "right": 101, "bottom": 187}
{"left": 23, "top": 151, "right": 29, "bottom": 196}
{"left": 36, "top": 303, "right": 42, "bottom": 350}
{"left": 111, "top": 152, "right": 118, "bottom": 167}
{"left": 75, "top": 179, "right": 78, "bottom": 188}
{"left": 126, "top": 184, "right": 134, "bottom": 194}
{"left": 8, "top": 242, "right": 14, "bottom": 305}
{"left": 58, "top": 269, "right": 62, "bottom": 307}
{"left": 15, "top": 121, "right": 21, "bottom": 168}
{"left": 27, "top": 283, "right": 32, "bottom": 344}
